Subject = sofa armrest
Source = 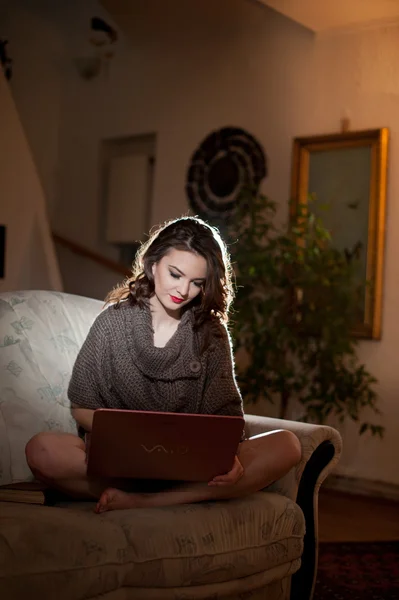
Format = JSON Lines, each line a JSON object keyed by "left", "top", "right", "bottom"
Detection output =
{"left": 245, "top": 414, "right": 342, "bottom": 600}
{"left": 244, "top": 414, "right": 342, "bottom": 502}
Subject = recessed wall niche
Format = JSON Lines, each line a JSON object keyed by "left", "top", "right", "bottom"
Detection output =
{"left": 100, "top": 133, "right": 156, "bottom": 267}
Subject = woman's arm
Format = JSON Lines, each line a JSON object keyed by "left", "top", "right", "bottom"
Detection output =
{"left": 202, "top": 323, "right": 245, "bottom": 485}
{"left": 70, "top": 404, "right": 95, "bottom": 432}
{"left": 68, "top": 310, "right": 109, "bottom": 429}
{"left": 202, "top": 323, "right": 244, "bottom": 418}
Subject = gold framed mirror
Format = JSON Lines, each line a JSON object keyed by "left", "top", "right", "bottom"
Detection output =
{"left": 290, "top": 128, "right": 389, "bottom": 340}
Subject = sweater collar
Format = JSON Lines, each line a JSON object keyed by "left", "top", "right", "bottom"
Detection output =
{"left": 123, "top": 302, "right": 203, "bottom": 381}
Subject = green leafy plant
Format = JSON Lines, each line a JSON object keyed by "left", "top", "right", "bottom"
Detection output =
{"left": 228, "top": 188, "right": 384, "bottom": 437}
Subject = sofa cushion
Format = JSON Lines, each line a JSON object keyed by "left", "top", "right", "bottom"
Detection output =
{"left": 0, "top": 491, "right": 304, "bottom": 599}
{"left": 0, "top": 291, "right": 102, "bottom": 485}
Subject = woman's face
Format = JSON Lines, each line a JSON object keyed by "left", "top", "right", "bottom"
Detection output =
{"left": 151, "top": 249, "right": 207, "bottom": 313}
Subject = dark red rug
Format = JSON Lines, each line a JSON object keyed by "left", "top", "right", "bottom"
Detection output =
{"left": 314, "top": 541, "right": 399, "bottom": 600}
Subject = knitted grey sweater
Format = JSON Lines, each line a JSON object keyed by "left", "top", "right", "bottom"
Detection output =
{"left": 68, "top": 301, "right": 244, "bottom": 419}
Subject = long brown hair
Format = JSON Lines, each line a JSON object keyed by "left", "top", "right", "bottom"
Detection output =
{"left": 105, "top": 216, "right": 234, "bottom": 328}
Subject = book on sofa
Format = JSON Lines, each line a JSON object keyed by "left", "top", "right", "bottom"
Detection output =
{"left": 0, "top": 481, "right": 51, "bottom": 505}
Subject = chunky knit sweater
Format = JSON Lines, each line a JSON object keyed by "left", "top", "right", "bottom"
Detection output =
{"left": 68, "top": 301, "right": 244, "bottom": 420}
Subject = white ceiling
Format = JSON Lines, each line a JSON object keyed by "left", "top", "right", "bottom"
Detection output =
{"left": 258, "top": 0, "right": 399, "bottom": 32}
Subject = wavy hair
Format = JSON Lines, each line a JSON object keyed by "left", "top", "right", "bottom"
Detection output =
{"left": 105, "top": 216, "right": 234, "bottom": 328}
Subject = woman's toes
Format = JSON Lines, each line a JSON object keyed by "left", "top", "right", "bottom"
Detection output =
{"left": 94, "top": 488, "right": 147, "bottom": 513}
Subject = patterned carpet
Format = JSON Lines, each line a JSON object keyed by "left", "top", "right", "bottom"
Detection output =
{"left": 314, "top": 541, "right": 399, "bottom": 600}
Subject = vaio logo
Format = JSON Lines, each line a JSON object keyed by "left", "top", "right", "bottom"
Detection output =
{"left": 141, "top": 444, "right": 189, "bottom": 455}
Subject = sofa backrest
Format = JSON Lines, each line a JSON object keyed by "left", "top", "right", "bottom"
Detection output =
{"left": 0, "top": 290, "right": 102, "bottom": 485}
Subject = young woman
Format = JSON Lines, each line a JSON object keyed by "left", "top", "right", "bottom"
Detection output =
{"left": 26, "top": 216, "right": 301, "bottom": 513}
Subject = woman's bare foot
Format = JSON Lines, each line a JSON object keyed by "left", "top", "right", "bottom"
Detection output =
{"left": 95, "top": 488, "right": 150, "bottom": 513}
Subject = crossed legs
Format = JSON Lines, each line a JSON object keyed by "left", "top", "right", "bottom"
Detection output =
{"left": 25, "top": 429, "right": 301, "bottom": 513}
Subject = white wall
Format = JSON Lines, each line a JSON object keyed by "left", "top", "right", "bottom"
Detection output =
{"left": 306, "top": 25, "right": 399, "bottom": 486}
{"left": 3, "top": 0, "right": 399, "bottom": 485}
{"left": 54, "top": 0, "right": 314, "bottom": 260}
{"left": 0, "top": 67, "right": 62, "bottom": 292}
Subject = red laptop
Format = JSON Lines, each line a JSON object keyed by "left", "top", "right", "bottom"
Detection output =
{"left": 86, "top": 409, "right": 245, "bottom": 482}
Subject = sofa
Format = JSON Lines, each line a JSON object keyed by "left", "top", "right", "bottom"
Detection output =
{"left": 0, "top": 290, "right": 342, "bottom": 600}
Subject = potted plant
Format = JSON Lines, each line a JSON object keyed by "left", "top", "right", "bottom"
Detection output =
{"left": 228, "top": 188, "right": 384, "bottom": 437}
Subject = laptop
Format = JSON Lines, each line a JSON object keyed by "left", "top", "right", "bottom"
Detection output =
{"left": 86, "top": 409, "right": 245, "bottom": 482}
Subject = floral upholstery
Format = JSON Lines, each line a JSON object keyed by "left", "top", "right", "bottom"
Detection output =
{"left": 0, "top": 291, "right": 342, "bottom": 600}
{"left": 0, "top": 290, "right": 102, "bottom": 485}
{"left": 1, "top": 493, "right": 303, "bottom": 599}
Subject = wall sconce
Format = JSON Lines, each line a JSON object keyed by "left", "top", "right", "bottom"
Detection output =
{"left": 73, "top": 17, "right": 118, "bottom": 81}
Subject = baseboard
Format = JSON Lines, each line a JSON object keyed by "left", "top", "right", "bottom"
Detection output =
{"left": 323, "top": 474, "right": 399, "bottom": 502}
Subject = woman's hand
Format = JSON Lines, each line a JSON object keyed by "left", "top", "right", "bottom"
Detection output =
{"left": 208, "top": 455, "right": 244, "bottom": 486}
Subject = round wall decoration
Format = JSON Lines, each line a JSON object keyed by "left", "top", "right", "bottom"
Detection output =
{"left": 186, "top": 126, "right": 267, "bottom": 221}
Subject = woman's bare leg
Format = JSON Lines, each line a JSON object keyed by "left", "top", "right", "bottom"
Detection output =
{"left": 96, "top": 429, "right": 301, "bottom": 513}
{"left": 25, "top": 432, "right": 116, "bottom": 499}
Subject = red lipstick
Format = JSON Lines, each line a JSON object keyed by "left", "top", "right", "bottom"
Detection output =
{"left": 170, "top": 295, "right": 184, "bottom": 304}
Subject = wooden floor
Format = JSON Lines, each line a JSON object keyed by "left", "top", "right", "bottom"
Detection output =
{"left": 318, "top": 489, "right": 399, "bottom": 542}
